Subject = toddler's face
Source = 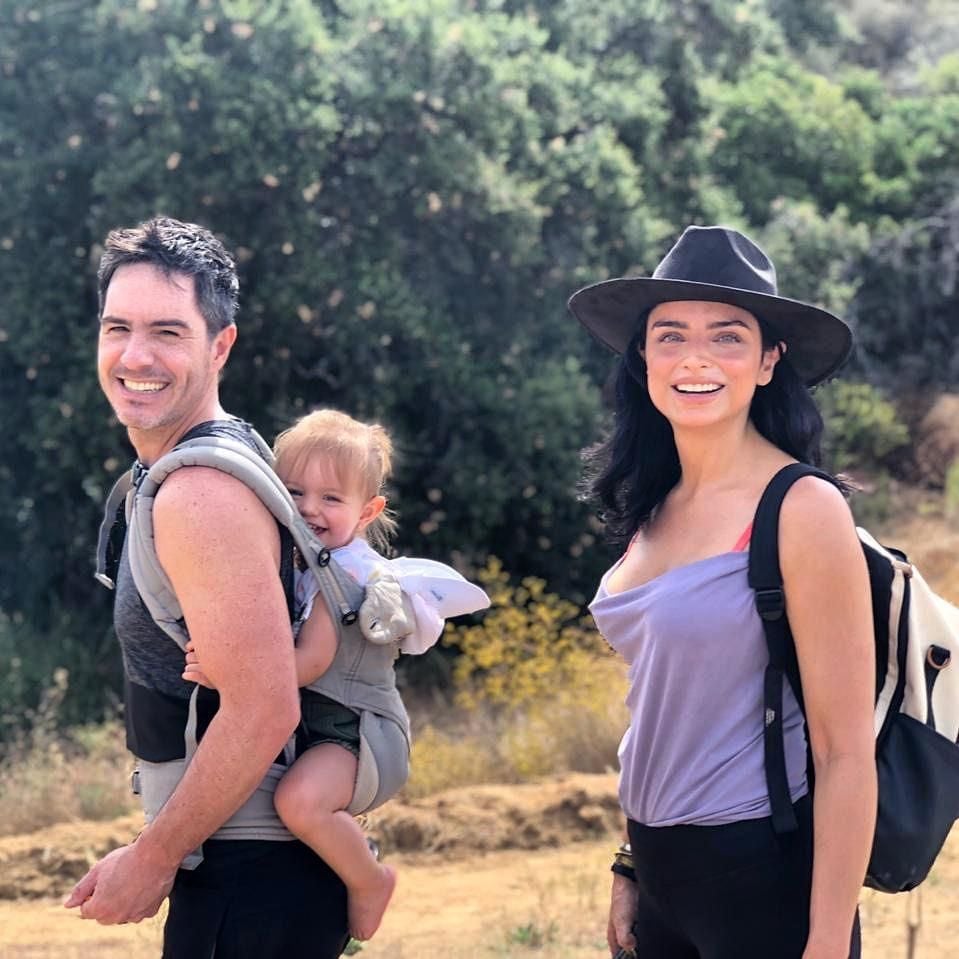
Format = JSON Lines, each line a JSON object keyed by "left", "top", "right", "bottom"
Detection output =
{"left": 282, "top": 456, "right": 379, "bottom": 549}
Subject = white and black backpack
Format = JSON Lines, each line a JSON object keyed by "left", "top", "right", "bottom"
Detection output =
{"left": 749, "top": 463, "right": 959, "bottom": 894}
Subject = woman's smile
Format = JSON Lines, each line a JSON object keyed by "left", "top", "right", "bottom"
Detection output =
{"left": 672, "top": 381, "right": 724, "bottom": 395}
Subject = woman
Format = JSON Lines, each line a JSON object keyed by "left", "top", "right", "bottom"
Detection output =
{"left": 569, "top": 226, "right": 876, "bottom": 959}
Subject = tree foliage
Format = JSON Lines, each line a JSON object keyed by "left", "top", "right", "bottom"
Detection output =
{"left": 1, "top": 0, "right": 957, "bottom": 725}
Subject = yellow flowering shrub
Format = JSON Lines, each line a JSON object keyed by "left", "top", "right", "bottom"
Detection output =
{"left": 399, "top": 558, "right": 629, "bottom": 798}
{"left": 444, "top": 557, "right": 617, "bottom": 711}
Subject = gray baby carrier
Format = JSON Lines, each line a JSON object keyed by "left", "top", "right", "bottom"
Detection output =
{"left": 95, "top": 424, "right": 410, "bottom": 868}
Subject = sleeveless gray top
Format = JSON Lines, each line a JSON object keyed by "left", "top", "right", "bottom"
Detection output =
{"left": 112, "top": 419, "right": 292, "bottom": 764}
{"left": 590, "top": 549, "right": 808, "bottom": 826}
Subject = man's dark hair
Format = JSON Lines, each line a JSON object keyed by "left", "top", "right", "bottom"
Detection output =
{"left": 97, "top": 216, "right": 239, "bottom": 335}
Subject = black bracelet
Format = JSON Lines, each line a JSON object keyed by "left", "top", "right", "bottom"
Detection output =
{"left": 611, "top": 839, "right": 635, "bottom": 882}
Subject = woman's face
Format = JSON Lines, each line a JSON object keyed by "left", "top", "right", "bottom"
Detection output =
{"left": 640, "top": 300, "right": 780, "bottom": 431}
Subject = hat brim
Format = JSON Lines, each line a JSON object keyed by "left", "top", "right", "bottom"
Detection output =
{"left": 568, "top": 277, "right": 852, "bottom": 386}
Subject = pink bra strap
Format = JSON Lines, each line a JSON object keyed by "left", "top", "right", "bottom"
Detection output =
{"left": 732, "top": 523, "right": 753, "bottom": 552}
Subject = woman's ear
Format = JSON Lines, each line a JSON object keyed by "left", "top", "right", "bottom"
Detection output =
{"left": 357, "top": 495, "right": 387, "bottom": 531}
{"left": 758, "top": 341, "right": 785, "bottom": 386}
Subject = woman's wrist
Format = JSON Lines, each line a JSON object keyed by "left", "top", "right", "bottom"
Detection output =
{"left": 610, "top": 841, "right": 636, "bottom": 883}
{"left": 803, "top": 923, "right": 856, "bottom": 958}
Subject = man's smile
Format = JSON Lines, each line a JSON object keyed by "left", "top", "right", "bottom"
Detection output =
{"left": 120, "top": 378, "right": 167, "bottom": 393}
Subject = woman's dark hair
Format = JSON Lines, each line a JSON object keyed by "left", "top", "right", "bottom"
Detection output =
{"left": 581, "top": 312, "right": 830, "bottom": 549}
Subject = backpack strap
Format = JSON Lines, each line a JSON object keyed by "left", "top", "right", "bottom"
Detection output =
{"left": 748, "top": 462, "right": 839, "bottom": 834}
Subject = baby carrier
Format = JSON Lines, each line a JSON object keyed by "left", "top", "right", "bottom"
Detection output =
{"left": 95, "top": 421, "right": 410, "bottom": 867}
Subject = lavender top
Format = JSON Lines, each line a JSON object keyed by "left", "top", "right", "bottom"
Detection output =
{"left": 590, "top": 550, "right": 808, "bottom": 826}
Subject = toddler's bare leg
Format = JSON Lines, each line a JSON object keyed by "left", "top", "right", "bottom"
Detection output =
{"left": 274, "top": 743, "right": 396, "bottom": 940}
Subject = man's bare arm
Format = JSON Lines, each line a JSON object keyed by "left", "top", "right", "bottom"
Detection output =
{"left": 66, "top": 467, "right": 299, "bottom": 923}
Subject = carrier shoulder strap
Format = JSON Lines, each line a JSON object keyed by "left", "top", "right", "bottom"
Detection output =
{"left": 748, "top": 462, "right": 839, "bottom": 834}
{"left": 114, "top": 432, "right": 363, "bottom": 650}
{"left": 95, "top": 469, "right": 135, "bottom": 589}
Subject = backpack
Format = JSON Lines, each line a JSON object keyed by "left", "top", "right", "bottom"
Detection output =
{"left": 750, "top": 463, "right": 959, "bottom": 894}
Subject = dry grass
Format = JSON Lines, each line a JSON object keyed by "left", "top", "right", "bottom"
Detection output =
{"left": 0, "top": 722, "right": 135, "bottom": 838}
{"left": 4, "top": 829, "right": 958, "bottom": 958}
{"left": 874, "top": 500, "right": 959, "bottom": 604}
{"left": 0, "top": 669, "right": 134, "bottom": 838}
{"left": 404, "top": 657, "right": 628, "bottom": 799}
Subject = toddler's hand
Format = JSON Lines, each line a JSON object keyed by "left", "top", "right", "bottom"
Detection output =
{"left": 182, "top": 641, "right": 216, "bottom": 689}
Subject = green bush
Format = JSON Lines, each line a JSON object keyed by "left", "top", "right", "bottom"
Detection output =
{"left": 816, "top": 380, "right": 910, "bottom": 474}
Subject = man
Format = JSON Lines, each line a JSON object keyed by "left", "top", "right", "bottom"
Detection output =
{"left": 66, "top": 217, "right": 350, "bottom": 957}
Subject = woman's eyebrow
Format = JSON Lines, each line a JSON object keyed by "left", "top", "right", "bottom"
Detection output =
{"left": 648, "top": 317, "right": 751, "bottom": 330}
{"left": 648, "top": 318, "right": 686, "bottom": 329}
{"left": 708, "top": 318, "right": 751, "bottom": 330}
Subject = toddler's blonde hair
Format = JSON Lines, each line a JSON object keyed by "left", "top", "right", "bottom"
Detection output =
{"left": 273, "top": 408, "right": 397, "bottom": 552}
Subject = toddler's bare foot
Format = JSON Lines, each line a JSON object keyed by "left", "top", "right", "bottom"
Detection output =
{"left": 348, "top": 864, "right": 397, "bottom": 941}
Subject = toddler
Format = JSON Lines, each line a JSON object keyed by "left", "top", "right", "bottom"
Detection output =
{"left": 183, "top": 409, "right": 489, "bottom": 940}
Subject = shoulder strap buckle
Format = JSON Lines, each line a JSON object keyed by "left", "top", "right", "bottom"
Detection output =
{"left": 755, "top": 587, "right": 786, "bottom": 621}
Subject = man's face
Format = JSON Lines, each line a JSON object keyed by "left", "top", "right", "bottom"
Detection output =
{"left": 97, "top": 262, "right": 235, "bottom": 437}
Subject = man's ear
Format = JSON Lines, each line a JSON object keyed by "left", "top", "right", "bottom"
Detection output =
{"left": 357, "top": 495, "right": 387, "bottom": 531}
{"left": 212, "top": 324, "right": 237, "bottom": 370}
{"left": 758, "top": 341, "right": 785, "bottom": 386}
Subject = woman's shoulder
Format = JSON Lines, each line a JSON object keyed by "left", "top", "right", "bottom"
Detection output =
{"left": 748, "top": 447, "right": 849, "bottom": 528}
{"left": 779, "top": 470, "right": 850, "bottom": 523}
{"left": 778, "top": 470, "right": 859, "bottom": 567}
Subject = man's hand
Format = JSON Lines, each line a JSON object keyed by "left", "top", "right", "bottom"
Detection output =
{"left": 64, "top": 841, "right": 178, "bottom": 924}
{"left": 607, "top": 873, "right": 638, "bottom": 957}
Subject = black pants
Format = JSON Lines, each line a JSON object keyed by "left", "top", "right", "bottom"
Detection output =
{"left": 627, "top": 795, "right": 861, "bottom": 959}
{"left": 163, "top": 838, "right": 349, "bottom": 958}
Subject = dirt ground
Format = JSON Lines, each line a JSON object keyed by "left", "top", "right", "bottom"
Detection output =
{"left": 0, "top": 774, "right": 956, "bottom": 958}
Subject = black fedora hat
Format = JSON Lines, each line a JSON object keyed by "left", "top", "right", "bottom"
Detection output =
{"left": 567, "top": 225, "right": 852, "bottom": 386}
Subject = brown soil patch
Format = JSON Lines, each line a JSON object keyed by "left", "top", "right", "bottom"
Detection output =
{"left": 0, "top": 814, "right": 144, "bottom": 901}
{"left": 368, "top": 773, "right": 623, "bottom": 858}
{"left": 0, "top": 775, "right": 621, "bottom": 902}
{"left": 0, "top": 775, "right": 956, "bottom": 957}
